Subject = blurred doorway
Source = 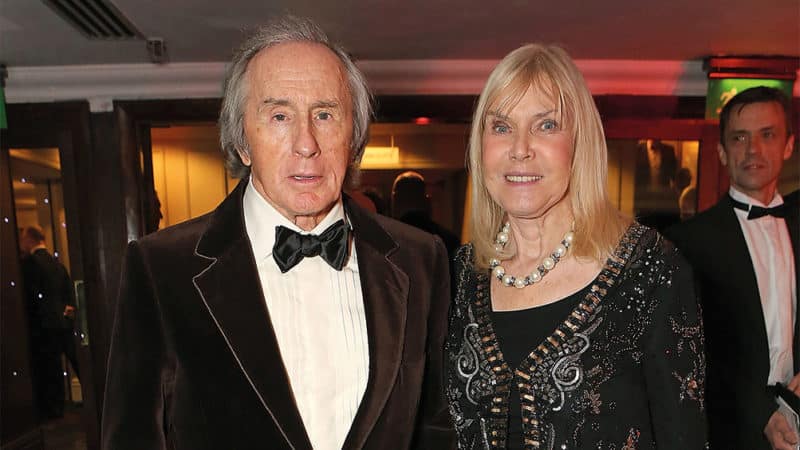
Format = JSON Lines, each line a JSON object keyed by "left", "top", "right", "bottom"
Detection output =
{"left": 1, "top": 102, "right": 98, "bottom": 450}
{"left": 607, "top": 138, "right": 701, "bottom": 231}
{"left": 5, "top": 147, "right": 87, "bottom": 449}
{"left": 148, "top": 124, "right": 237, "bottom": 231}
{"left": 604, "top": 118, "right": 721, "bottom": 232}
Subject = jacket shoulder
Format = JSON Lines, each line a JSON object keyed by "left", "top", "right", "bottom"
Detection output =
{"left": 664, "top": 201, "right": 726, "bottom": 246}
{"left": 372, "top": 213, "right": 445, "bottom": 251}
{"left": 134, "top": 212, "right": 212, "bottom": 256}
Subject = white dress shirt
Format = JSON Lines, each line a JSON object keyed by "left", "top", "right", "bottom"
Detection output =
{"left": 730, "top": 187, "right": 797, "bottom": 385}
{"left": 243, "top": 179, "right": 369, "bottom": 450}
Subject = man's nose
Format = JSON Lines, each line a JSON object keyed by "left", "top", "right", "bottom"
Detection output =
{"left": 293, "top": 118, "right": 320, "bottom": 158}
{"left": 746, "top": 135, "right": 763, "bottom": 154}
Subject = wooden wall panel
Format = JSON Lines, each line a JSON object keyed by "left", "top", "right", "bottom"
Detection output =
{"left": 0, "top": 138, "right": 43, "bottom": 449}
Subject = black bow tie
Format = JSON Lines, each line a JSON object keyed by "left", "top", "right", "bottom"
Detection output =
{"left": 272, "top": 220, "right": 350, "bottom": 273}
{"left": 730, "top": 195, "right": 787, "bottom": 220}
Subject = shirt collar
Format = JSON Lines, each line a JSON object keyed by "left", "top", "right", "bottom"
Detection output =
{"left": 30, "top": 243, "right": 47, "bottom": 254}
{"left": 729, "top": 186, "right": 784, "bottom": 209}
{"left": 242, "top": 177, "right": 358, "bottom": 271}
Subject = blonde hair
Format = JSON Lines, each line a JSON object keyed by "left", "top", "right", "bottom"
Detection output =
{"left": 467, "top": 43, "right": 629, "bottom": 270}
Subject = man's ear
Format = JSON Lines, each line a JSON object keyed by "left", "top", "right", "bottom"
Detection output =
{"left": 783, "top": 134, "right": 795, "bottom": 161}
{"left": 237, "top": 148, "right": 252, "bottom": 166}
{"left": 717, "top": 142, "right": 728, "bottom": 167}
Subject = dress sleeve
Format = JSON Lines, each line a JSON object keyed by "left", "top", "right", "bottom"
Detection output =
{"left": 641, "top": 245, "right": 709, "bottom": 449}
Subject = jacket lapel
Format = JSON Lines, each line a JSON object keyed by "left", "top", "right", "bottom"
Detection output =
{"left": 783, "top": 193, "right": 800, "bottom": 372}
{"left": 192, "top": 180, "right": 312, "bottom": 450}
{"left": 341, "top": 197, "right": 409, "bottom": 450}
{"left": 712, "top": 197, "right": 771, "bottom": 368}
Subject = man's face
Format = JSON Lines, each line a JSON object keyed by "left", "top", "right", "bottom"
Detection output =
{"left": 19, "top": 233, "right": 35, "bottom": 255}
{"left": 239, "top": 42, "right": 353, "bottom": 230}
{"left": 719, "top": 101, "right": 794, "bottom": 202}
{"left": 19, "top": 234, "right": 30, "bottom": 254}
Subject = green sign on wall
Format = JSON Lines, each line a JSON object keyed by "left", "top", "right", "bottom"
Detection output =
{"left": 0, "top": 86, "right": 6, "bottom": 130}
{"left": 706, "top": 78, "right": 794, "bottom": 120}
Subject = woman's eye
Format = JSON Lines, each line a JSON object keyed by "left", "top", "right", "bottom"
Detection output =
{"left": 540, "top": 119, "right": 559, "bottom": 131}
{"left": 492, "top": 123, "right": 510, "bottom": 134}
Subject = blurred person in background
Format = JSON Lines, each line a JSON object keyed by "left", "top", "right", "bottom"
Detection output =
{"left": 391, "top": 171, "right": 460, "bottom": 262}
{"left": 20, "top": 225, "right": 78, "bottom": 421}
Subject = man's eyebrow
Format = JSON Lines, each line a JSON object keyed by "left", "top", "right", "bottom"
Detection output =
{"left": 260, "top": 98, "right": 340, "bottom": 110}
{"left": 728, "top": 125, "right": 777, "bottom": 135}
{"left": 262, "top": 97, "right": 291, "bottom": 107}
{"left": 312, "top": 100, "right": 340, "bottom": 109}
{"left": 257, "top": 98, "right": 291, "bottom": 114}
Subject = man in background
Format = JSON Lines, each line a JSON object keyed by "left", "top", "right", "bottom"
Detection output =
{"left": 391, "top": 171, "right": 460, "bottom": 262}
{"left": 667, "top": 86, "right": 799, "bottom": 450}
{"left": 20, "top": 225, "right": 77, "bottom": 421}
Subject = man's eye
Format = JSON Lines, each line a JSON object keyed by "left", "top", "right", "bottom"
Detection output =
{"left": 732, "top": 134, "right": 747, "bottom": 142}
{"left": 273, "top": 113, "right": 287, "bottom": 121}
{"left": 317, "top": 112, "right": 332, "bottom": 120}
{"left": 763, "top": 130, "right": 775, "bottom": 139}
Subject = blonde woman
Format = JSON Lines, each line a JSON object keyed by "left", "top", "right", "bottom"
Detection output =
{"left": 445, "top": 44, "right": 707, "bottom": 449}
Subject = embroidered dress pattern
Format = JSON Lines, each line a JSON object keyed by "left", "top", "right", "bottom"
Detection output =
{"left": 446, "top": 224, "right": 708, "bottom": 449}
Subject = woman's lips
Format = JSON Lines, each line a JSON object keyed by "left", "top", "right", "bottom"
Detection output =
{"left": 505, "top": 174, "right": 543, "bottom": 182}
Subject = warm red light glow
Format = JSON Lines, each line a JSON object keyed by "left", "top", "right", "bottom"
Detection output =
{"left": 414, "top": 117, "right": 431, "bottom": 125}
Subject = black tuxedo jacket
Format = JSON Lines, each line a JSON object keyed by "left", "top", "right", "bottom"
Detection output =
{"left": 22, "top": 248, "right": 75, "bottom": 332}
{"left": 666, "top": 191, "right": 800, "bottom": 450}
{"left": 101, "top": 181, "right": 456, "bottom": 449}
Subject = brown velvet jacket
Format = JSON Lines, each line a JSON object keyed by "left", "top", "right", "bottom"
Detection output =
{"left": 101, "top": 181, "right": 455, "bottom": 450}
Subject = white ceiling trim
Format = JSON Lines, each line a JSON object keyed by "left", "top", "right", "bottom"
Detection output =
{"left": 5, "top": 59, "right": 797, "bottom": 112}
{"left": 5, "top": 63, "right": 228, "bottom": 112}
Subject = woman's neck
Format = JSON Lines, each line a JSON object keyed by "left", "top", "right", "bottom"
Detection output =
{"left": 506, "top": 203, "right": 574, "bottom": 264}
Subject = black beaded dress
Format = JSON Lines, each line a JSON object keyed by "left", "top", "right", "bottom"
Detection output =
{"left": 445, "top": 224, "right": 708, "bottom": 449}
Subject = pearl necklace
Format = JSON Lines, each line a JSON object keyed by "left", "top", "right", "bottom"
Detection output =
{"left": 488, "top": 222, "right": 575, "bottom": 289}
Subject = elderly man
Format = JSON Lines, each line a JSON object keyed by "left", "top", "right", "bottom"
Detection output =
{"left": 667, "top": 86, "right": 799, "bottom": 450}
{"left": 101, "top": 16, "right": 454, "bottom": 450}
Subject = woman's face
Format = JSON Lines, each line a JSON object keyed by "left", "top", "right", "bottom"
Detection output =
{"left": 481, "top": 86, "right": 574, "bottom": 221}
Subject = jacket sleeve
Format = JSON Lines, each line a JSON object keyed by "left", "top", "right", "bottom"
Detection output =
{"left": 641, "top": 249, "right": 709, "bottom": 449}
{"left": 101, "top": 241, "right": 170, "bottom": 450}
{"left": 737, "top": 376, "right": 778, "bottom": 444}
{"left": 411, "top": 237, "right": 457, "bottom": 449}
{"left": 61, "top": 264, "right": 76, "bottom": 308}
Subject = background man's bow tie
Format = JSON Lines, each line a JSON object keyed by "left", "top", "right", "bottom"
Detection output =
{"left": 730, "top": 196, "right": 787, "bottom": 220}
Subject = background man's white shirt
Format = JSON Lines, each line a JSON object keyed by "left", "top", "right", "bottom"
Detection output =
{"left": 730, "top": 187, "right": 796, "bottom": 386}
